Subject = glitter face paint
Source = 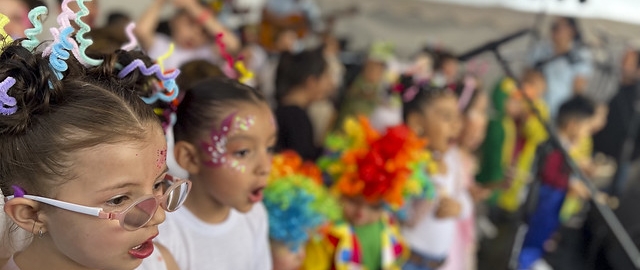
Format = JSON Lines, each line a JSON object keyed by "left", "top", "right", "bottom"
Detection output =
{"left": 156, "top": 148, "right": 167, "bottom": 170}
{"left": 201, "top": 112, "right": 256, "bottom": 172}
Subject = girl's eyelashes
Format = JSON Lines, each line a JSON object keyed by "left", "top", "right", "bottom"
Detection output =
{"left": 106, "top": 195, "right": 130, "bottom": 207}
{"left": 267, "top": 145, "right": 276, "bottom": 154}
{"left": 233, "top": 149, "right": 251, "bottom": 158}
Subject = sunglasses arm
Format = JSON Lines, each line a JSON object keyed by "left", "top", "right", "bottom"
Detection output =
{"left": 6, "top": 194, "right": 111, "bottom": 219}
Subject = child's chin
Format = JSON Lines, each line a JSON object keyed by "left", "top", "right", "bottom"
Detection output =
{"left": 235, "top": 202, "right": 256, "bottom": 213}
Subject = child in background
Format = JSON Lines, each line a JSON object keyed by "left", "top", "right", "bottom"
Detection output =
{"left": 266, "top": 151, "right": 341, "bottom": 270}
{"left": 0, "top": 0, "right": 43, "bottom": 39}
{"left": 0, "top": 7, "right": 191, "bottom": 269}
{"left": 336, "top": 42, "right": 394, "bottom": 128}
{"left": 164, "top": 60, "right": 225, "bottom": 180}
{"left": 494, "top": 71, "right": 550, "bottom": 212}
{"left": 518, "top": 96, "right": 595, "bottom": 270}
{"left": 275, "top": 47, "right": 333, "bottom": 161}
{"left": 307, "top": 117, "right": 434, "bottom": 270}
{"left": 476, "top": 70, "right": 549, "bottom": 210}
{"left": 431, "top": 50, "right": 459, "bottom": 90}
{"left": 440, "top": 77, "right": 490, "bottom": 270}
{"left": 136, "top": 0, "right": 240, "bottom": 71}
{"left": 399, "top": 79, "right": 472, "bottom": 270}
{"left": 161, "top": 77, "right": 275, "bottom": 270}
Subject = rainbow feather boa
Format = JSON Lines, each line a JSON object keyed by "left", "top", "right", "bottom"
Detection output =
{"left": 318, "top": 116, "right": 436, "bottom": 211}
{"left": 265, "top": 151, "right": 341, "bottom": 251}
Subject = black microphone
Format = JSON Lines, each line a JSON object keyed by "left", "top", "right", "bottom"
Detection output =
{"left": 457, "top": 29, "right": 531, "bottom": 61}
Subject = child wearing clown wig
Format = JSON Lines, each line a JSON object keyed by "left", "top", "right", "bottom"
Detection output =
{"left": 304, "top": 117, "right": 435, "bottom": 270}
{"left": 265, "top": 151, "right": 341, "bottom": 270}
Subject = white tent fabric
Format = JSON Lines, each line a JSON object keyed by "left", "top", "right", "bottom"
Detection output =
{"left": 425, "top": 0, "right": 640, "bottom": 25}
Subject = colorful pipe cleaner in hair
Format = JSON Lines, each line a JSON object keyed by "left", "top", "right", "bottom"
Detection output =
{"left": 265, "top": 151, "right": 342, "bottom": 251}
{"left": 21, "top": 6, "right": 47, "bottom": 51}
{"left": 215, "top": 33, "right": 253, "bottom": 83}
{"left": 0, "top": 14, "right": 13, "bottom": 48}
{"left": 318, "top": 116, "right": 436, "bottom": 211}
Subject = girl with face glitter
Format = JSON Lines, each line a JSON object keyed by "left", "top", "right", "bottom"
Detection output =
{"left": 162, "top": 77, "right": 277, "bottom": 269}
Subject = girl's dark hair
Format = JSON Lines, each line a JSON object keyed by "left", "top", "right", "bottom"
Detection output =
{"left": 174, "top": 77, "right": 266, "bottom": 144}
{"left": 396, "top": 74, "right": 453, "bottom": 121}
{"left": 0, "top": 42, "right": 160, "bottom": 198}
{"left": 275, "top": 47, "right": 327, "bottom": 103}
{"left": 432, "top": 50, "right": 457, "bottom": 72}
{"left": 557, "top": 95, "right": 595, "bottom": 127}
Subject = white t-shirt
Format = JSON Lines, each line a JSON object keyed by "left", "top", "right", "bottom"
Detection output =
{"left": 402, "top": 148, "right": 472, "bottom": 258}
{"left": 135, "top": 244, "right": 168, "bottom": 270}
{"left": 156, "top": 203, "right": 272, "bottom": 270}
{"left": 147, "top": 34, "right": 220, "bottom": 71}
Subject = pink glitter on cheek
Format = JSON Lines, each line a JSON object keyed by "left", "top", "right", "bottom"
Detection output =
{"left": 156, "top": 149, "right": 167, "bottom": 169}
{"left": 201, "top": 113, "right": 235, "bottom": 167}
{"left": 201, "top": 113, "right": 257, "bottom": 169}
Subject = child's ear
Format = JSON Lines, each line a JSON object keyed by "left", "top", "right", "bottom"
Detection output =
{"left": 406, "top": 112, "right": 425, "bottom": 136}
{"left": 174, "top": 141, "right": 201, "bottom": 175}
{"left": 3, "top": 198, "right": 47, "bottom": 235}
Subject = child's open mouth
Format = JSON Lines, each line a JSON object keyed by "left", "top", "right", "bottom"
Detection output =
{"left": 249, "top": 186, "right": 265, "bottom": 203}
{"left": 128, "top": 234, "right": 157, "bottom": 259}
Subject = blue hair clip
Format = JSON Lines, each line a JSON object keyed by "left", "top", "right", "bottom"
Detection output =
{"left": 74, "top": 0, "right": 102, "bottom": 66}
{"left": 21, "top": 6, "right": 47, "bottom": 51}
{"left": 0, "top": 77, "right": 17, "bottom": 115}
{"left": 48, "top": 26, "right": 74, "bottom": 81}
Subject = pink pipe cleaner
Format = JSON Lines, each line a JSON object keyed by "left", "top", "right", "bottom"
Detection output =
{"left": 458, "top": 76, "right": 477, "bottom": 111}
{"left": 216, "top": 33, "right": 237, "bottom": 78}
{"left": 121, "top": 22, "right": 138, "bottom": 51}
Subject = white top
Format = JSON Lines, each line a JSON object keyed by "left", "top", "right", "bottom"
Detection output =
{"left": 529, "top": 41, "right": 592, "bottom": 118}
{"left": 136, "top": 244, "right": 168, "bottom": 270}
{"left": 156, "top": 203, "right": 272, "bottom": 270}
{"left": 402, "top": 148, "right": 472, "bottom": 257}
{"left": 147, "top": 34, "right": 220, "bottom": 71}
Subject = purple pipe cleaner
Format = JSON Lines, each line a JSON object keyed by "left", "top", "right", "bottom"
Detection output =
{"left": 0, "top": 77, "right": 17, "bottom": 115}
{"left": 118, "top": 59, "right": 180, "bottom": 81}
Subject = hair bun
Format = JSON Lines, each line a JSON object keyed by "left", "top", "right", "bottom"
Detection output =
{"left": 0, "top": 43, "right": 69, "bottom": 135}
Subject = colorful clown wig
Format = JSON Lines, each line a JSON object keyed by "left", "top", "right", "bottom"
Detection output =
{"left": 265, "top": 151, "right": 341, "bottom": 251}
{"left": 319, "top": 116, "right": 436, "bottom": 211}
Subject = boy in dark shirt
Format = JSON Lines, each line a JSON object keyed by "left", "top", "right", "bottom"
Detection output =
{"left": 518, "top": 96, "right": 595, "bottom": 269}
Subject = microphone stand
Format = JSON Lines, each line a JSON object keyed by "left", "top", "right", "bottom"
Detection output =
{"left": 464, "top": 40, "right": 640, "bottom": 269}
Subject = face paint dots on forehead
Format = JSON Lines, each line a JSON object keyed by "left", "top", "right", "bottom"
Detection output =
{"left": 201, "top": 113, "right": 257, "bottom": 167}
{"left": 234, "top": 115, "right": 255, "bottom": 131}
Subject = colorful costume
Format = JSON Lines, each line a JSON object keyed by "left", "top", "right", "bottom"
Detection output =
{"left": 477, "top": 78, "right": 549, "bottom": 212}
{"left": 311, "top": 116, "right": 436, "bottom": 270}
{"left": 304, "top": 213, "right": 408, "bottom": 270}
{"left": 265, "top": 151, "right": 341, "bottom": 251}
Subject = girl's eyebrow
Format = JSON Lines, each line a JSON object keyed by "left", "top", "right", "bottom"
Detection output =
{"left": 99, "top": 167, "right": 169, "bottom": 192}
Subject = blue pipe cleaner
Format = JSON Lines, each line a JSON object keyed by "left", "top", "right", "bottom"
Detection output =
{"left": 140, "top": 79, "right": 180, "bottom": 104}
{"left": 74, "top": 0, "right": 102, "bottom": 66}
{"left": 21, "top": 6, "right": 47, "bottom": 51}
{"left": 48, "top": 26, "right": 74, "bottom": 81}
